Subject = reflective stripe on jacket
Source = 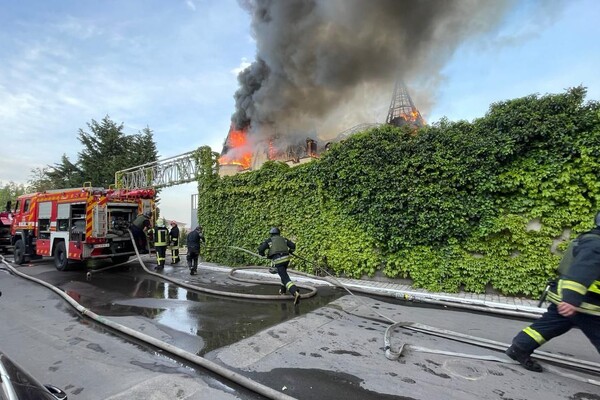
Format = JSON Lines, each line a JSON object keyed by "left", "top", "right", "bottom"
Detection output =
{"left": 155, "top": 227, "right": 168, "bottom": 246}
{"left": 547, "top": 228, "right": 600, "bottom": 316}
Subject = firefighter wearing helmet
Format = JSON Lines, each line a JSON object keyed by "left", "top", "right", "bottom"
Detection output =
{"left": 258, "top": 227, "right": 301, "bottom": 305}
{"left": 153, "top": 219, "right": 169, "bottom": 271}
{"left": 169, "top": 220, "right": 180, "bottom": 264}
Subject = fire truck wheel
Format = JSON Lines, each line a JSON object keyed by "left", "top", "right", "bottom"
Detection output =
{"left": 13, "top": 239, "right": 25, "bottom": 265}
{"left": 54, "top": 241, "right": 69, "bottom": 271}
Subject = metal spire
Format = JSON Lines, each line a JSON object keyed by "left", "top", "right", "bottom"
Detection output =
{"left": 386, "top": 80, "right": 425, "bottom": 128}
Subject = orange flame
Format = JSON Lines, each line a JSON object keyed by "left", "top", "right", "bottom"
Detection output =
{"left": 219, "top": 125, "right": 252, "bottom": 169}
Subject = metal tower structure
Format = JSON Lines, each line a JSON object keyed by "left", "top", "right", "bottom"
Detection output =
{"left": 386, "top": 80, "right": 425, "bottom": 128}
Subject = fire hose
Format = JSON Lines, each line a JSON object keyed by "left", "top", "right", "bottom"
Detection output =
{"left": 242, "top": 249, "right": 600, "bottom": 384}
{"left": 3, "top": 242, "right": 600, "bottom": 387}
{"left": 0, "top": 249, "right": 300, "bottom": 400}
{"left": 123, "top": 238, "right": 318, "bottom": 301}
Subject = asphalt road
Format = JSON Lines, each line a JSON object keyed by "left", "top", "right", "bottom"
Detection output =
{"left": 1, "top": 255, "right": 599, "bottom": 400}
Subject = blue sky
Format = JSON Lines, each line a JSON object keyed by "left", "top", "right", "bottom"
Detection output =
{"left": 1, "top": 0, "right": 599, "bottom": 226}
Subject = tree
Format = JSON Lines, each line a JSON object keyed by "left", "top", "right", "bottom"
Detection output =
{"left": 179, "top": 227, "right": 188, "bottom": 247}
{"left": 0, "top": 181, "right": 27, "bottom": 210}
{"left": 45, "top": 154, "right": 83, "bottom": 188}
{"left": 27, "top": 116, "right": 159, "bottom": 191}
{"left": 129, "top": 126, "right": 158, "bottom": 167}
{"left": 77, "top": 116, "right": 159, "bottom": 187}
{"left": 27, "top": 167, "right": 53, "bottom": 192}
{"left": 78, "top": 116, "right": 131, "bottom": 187}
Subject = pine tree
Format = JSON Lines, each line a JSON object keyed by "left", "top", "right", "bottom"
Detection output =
{"left": 77, "top": 116, "right": 159, "bottom": 187}
{"left": 45, "top": 154, "right": 83, "bottom": 188}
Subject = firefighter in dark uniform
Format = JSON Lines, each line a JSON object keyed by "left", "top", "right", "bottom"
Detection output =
{"left": 258, "top": 227, "right": 301, "bottom": 305}
{"left": 186, "top": 225, "right": 205, "bottom": 275}
{"left": 506, "top": 211, "right": 600, "bottom": 372}
{"left": 169, "top": 221, "right": 180, "bottom": 264}
{"left": 130, "top": 210, "right": 152, "bottom": 253}
{"left": 153, "top": 220, "right": 169, "bottom": 271}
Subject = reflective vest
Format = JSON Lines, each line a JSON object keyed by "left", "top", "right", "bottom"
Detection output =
{"left": 155, "top": 227, "right": 168, "bottom": 246}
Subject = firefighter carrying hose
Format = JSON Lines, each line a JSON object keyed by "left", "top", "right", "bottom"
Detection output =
{"left": 258, "top": 227, "right": 301, "bottom": 305}
{"left": 506, "top": 211, "right": 600, "bottom": 372}
{"left": 169, "top": 220, "right": 180, "bottom": 264}
{"left": 153, "top": 220, "right": 169, "bottom": 271}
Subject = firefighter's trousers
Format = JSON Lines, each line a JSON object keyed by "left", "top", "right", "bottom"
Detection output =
{"left": 512, "top": 303, "right": 600, "bottom": 354}
{"left": 155, "top": 245, "right": 167, "bottom": 268}
{"left": 170, "top": 240, "right": 180, "bottom": 263}
{"left": 274, "top": 260, "right": 298, "bottom": 295}
{"left": 187, "top": 250, "right": 199, "bottom": 271}
{"left": 130, "top": 225, "right": 148, "bottom": 252}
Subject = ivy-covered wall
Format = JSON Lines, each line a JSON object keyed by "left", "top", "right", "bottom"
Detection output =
{"left": 196, "top": 87, "right": 600, "bottom": 297}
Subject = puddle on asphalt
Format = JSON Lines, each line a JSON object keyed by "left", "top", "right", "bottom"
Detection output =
{"left": 63, "top": 267, "right": 342, "bottom": 355}
{"left": 246, "top": 368, "right": 416, "bottom": 400}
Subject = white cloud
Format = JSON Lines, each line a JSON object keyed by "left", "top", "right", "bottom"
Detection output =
{"left": 53, "top": 16, "right": 104, "bottom": 40}
{"left": 186, "top": 0, "right": 197, "bottom": 12}
{"left": 231, "top": 57, "right": 251, "bottom": 75}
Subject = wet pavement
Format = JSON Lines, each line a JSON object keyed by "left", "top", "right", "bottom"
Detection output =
{"left": 2, "top": 254, "right": 600, "bottom": 399}
{"left": 0, "top": 267, "right": 265, "bottom": 400}
{"left": 16, "top": 258, "right": 343, "bottom": 355}
{"left": 209, "top": 295, "right": 600, "bottom": 400}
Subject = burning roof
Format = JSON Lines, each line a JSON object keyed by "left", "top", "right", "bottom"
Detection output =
{"left": 219, "top": 125, "right": 253, "bottom": 169}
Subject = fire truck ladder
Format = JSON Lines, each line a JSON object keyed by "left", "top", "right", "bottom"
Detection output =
{"left": 114, "top": 149, "right": 201, "bottom": 190}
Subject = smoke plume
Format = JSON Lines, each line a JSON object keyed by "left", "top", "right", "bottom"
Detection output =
{"left": 233, "top": 0, "right": 514, "bottom": 140}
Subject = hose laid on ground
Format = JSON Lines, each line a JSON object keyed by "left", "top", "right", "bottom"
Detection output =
{"left": 285, "top": 252, "right": 600, "bottom": 383}
{"left": 5, "top": 243, "right": 600, "bottom": 387}
{"left": 227, "top": 246, "right": 318, "bottom": 300}
{"left": 136, "top": 243, "right": 600, "bottom": 382}
{"left": 383, "top": 320, "right": 600, "bottom": 374}
{"left": 127, "top": 238, "right": 318, "bottom": 300}
{"left": 85, "top": 257, "right": 137, "bottom": 280}
{"left": 0, "top": 253, "right": 298, "bottom": 400}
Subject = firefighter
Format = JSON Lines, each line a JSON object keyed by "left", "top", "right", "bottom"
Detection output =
{"left": 258, "top": 227, "right": 301, "bottom": 305}
{"left": 169, "top": 221, "right": 180, "bottom": 264}
{"left": 153, "top": 220, "right": 169, "bottom": 271}
{"left": 130, "top": 210, "right": 152, "bottom": 253}
{"left": 186, "top": 225, "right": 205, "bottom": 275}
{"left": 506, "top": 212, "right": 600, "bottom": 372}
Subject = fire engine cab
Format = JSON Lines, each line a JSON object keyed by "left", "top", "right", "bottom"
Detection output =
{"left": 10, "top": 184, "right": 155, "bottom": 270}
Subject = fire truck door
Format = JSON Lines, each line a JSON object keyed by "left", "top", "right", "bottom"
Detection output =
{"left": 92, "top": 204, "right": 107, "bottom": 237}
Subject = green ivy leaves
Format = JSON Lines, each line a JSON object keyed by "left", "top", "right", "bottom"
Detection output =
{"left": 196, "top": 87, "right": 600, "bottom": 298}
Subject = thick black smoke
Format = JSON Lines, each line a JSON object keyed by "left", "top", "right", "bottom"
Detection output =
{"left": 233, "top": 0, "right": 514, "bottom": 139}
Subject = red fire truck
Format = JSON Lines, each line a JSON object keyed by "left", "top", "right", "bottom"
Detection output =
{"left": 10, "top": 184, "right": 155, "bottom": 270}
{"left": 0, "top": 206, "right": 12, "bottom": 253}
